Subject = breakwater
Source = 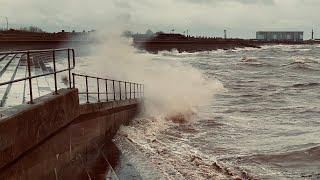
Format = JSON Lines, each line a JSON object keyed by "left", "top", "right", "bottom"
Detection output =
{"left": 132, "top": 33, "right": 320, "bottom": 53}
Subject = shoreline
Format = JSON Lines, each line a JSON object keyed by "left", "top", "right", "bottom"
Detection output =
{"left": 133, "top": 40, "right": 320, "bottom": 53}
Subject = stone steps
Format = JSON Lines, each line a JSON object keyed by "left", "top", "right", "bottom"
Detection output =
{"left": 0, "top": 54, "right": 22, "bottom": 106}
{"left": 5, "top": 62, "right": 27, "bottom": 107}
{"left": 0, "top": 53, "right": 64, "bottom": 107}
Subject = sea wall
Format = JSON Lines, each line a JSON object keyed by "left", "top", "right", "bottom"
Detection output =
{"left": 134, "top": 41, "right": 251, "bottom": 53}
{"left": 0, "top": 89, "right": 141, "bottom": 179}
{"left": 0, "top": 41, "right": 92, "bottom": 57}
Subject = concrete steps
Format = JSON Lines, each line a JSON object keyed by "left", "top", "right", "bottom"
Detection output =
{"left": 30, "top": 64, "right": 40, "bottom": 98}
{"left": 0, "top": 54, "right": 17, "bottom": 76}
{"left": 5, "top": 61, "right": 27, "bottom": 107}
{"left": 0, "top": 54, "right": 8, "bottom": 62}
{"left": 34, "top": 61, "right": 51, "bottom": 97}
{"left": 41, "top": 61, "right": 56, "bottom": 91}
{"left": 0, "top": 54, "right": 22, "bottom": 106}
{"left": 0, "top": 54, "right": 60, "bottom": 107}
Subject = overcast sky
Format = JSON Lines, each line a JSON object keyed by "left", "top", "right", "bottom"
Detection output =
{"left": 0, "top": 0, "right": 319, "bottom": 38}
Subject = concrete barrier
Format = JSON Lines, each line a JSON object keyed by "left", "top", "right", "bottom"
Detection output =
{"left": 0, "top": 89, "right": 79, "bottom": 170}
{"left": 0, "top": 89, "right": 141, "bottom": 179}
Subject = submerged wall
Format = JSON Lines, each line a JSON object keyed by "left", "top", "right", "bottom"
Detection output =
{"left": 0, "top": 89, "right": 141, "bottom": 179}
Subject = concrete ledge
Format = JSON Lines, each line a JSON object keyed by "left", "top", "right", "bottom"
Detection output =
{"left": 0, "top": 89, "right": 80, "bottom": 169}
{"left": 79, "top": 99, "right": 140, "bottom": 115}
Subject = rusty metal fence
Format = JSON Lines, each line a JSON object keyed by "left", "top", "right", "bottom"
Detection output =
{"left": 72, "top": 73, "right": 144, "bottom": 103}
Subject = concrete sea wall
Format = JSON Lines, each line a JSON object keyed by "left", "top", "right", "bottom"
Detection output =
{"left": 0, "top": 88, "right": 141, "bottom": 179}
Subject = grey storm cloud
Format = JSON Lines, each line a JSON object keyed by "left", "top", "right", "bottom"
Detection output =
{"left": 0, "top": 0, "right": 319, "bottom": 38}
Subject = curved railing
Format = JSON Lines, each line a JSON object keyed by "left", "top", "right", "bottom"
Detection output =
{"left": 72, "top": 73, "right": 144, "bottom": 104}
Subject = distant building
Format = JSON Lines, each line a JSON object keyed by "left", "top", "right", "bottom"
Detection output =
{"left": 256, "top": 31, "right": 303, "bottom": 42}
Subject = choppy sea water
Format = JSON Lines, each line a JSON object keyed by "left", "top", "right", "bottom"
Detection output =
{"left": 118, "top": 45, "right": 320, "bottom": 179}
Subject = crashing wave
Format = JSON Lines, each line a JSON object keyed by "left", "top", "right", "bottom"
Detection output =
{"left": 116, "top": 114, "right": 256, "bottom": 180}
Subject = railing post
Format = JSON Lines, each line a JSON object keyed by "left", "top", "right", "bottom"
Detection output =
{"left": 112, "top": 80, "right": 115, "bottom": 101}
{"left": 136, "top": 83, "right": 138, "bottom": 99}
{"left": 129, "top": 83, "right": 132, "bottom": 99}
{"left": 97, "top": 78, "right": 100, "bottom": 102}
{"left": 136, "top": 83, "right": 138, "bottom": 98}
{"left": 72, "top": 49, "right": 75, "bottom": 67}
{"left": 136, "top": 84, "right": 139, "bottom": 98}
{"left": 85, "top": 76, "right": 89, "bottom": 103}
{"left": 27, "top": 51, "right": 33, "bottom": 104}
{"left": 141, "top": 84, "right": 143, "bottom": 98}
{"left": 119, "top": 81, "right": 122, "bottom": 100}
{"left": 52, "top": 50, "right": 58, "bottom": 94}
{"left": 125, "top": 82, "right": 127, "bottom": 99}
{"left": 105, "top": 79, "right": 108, "bottom": 101}
{"left": 72, "top": 73, "right": 75, "bottom": 88}
{"left": 133, "top": 83, "right": 135, "bottom": 99}
{"left": 67, "top": 49, "right": 72, "bottom": 89}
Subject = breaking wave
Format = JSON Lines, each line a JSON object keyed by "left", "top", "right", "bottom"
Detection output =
{"left": 113, "top": 44, "right": 320, "bottom": 179}
{"left": 117, "top": 115, "right": 257, "bottom": 180}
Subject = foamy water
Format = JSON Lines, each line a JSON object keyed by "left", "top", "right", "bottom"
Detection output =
{"left": 116, "top": 45, "right": 320, "bottom": 179}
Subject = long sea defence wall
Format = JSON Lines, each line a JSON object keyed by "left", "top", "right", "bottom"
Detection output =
{"left": 0, "top": 88, "right": 141, "bottom": 179}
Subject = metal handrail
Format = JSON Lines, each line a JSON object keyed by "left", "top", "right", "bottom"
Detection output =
{"left": 0, "top": 48, "right": 75, "bottom": 55}
{"left": 72, "top": 73, "right": 144, "bottom": 103}
{"left": 0, "top": 48, "right": 75, "bottom": 104}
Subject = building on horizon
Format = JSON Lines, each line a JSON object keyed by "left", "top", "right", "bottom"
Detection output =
{"left": 256, "top": 31, "right": 304, "bottom": 42}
